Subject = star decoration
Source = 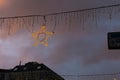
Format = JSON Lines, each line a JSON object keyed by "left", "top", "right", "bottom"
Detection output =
{"left": 32, "top": 24, "right": 54, "bottom": 46}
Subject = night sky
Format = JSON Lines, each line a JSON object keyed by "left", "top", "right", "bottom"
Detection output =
{"left": 0, "top": 0, "right": 120, "bottom": 75}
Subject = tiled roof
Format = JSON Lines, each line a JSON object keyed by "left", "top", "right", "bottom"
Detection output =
{"left": 11, "top": 62, "right": 50, "bottom": 72}
{"left": 0, "top": 62, "right": 64, "bottom": 80}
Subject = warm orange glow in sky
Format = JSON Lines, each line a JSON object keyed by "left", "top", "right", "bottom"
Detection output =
{"left": 0, "top": 0, "right": 8, "bottom": 8}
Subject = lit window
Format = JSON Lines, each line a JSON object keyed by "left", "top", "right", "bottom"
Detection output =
{"left": 14, "top": 68, "right": 18, "bottom": 71}
{"left": 37, "top": 66, "right": 41, "bottom": 69}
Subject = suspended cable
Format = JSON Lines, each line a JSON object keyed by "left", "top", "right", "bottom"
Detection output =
{"left": 0, "top": 3, "right": 120, "bottom": 19}
{"left": 62, "top": 72, "right": 120, "bottom": 77}
{"left": 0, "top": 3, "right": 120, "bottom": 35}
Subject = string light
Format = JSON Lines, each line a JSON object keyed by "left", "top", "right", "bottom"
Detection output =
{"left": 0, "top": 3, "right": 120, "bottom": 47}
{"left": 0, "top": 3, "right": 120, "bottom": 35}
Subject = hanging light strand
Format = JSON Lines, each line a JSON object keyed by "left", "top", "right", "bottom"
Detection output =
{"left": 0, "top": 4, "right": 120, "bottom": 34}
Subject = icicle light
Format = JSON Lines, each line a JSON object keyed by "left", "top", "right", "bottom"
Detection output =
{"left": 0, "top": 4, "right": 119, "bottom": 34}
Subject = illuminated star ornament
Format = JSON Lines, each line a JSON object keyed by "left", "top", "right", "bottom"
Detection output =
{"left": 32, "top": 24, "right": 54, "bottom": 46}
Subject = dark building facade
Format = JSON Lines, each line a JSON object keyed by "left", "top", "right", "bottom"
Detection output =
{"left": 0, "top": 62, "right": 64, "bottom": 80}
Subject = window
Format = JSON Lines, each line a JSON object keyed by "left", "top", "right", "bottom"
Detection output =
{"left": 23, "top": 67, "right": 27, "bottom": 70}
{"left": 13, "top": 68, "right": 18, "bottom": 71}
{"left": 37, "top": 66, "right": 41, "bottom": 69}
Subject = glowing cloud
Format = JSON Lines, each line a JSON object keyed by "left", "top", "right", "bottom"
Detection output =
{"left": 0, "top": 0, "right": 8, "bottom": 8}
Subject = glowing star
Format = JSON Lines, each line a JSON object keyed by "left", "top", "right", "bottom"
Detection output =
{"left": 32, "top": 24, "right": 54, "bottom": 46}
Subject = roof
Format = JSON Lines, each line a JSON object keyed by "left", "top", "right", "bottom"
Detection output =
{"left": 0, "top": 62, "right": 64, "bottom": 80}
{"left": 12, "top": 62, "right": 64, "bottom": 79}
{"left": 11, "top": 62, "right": 51, "bottom": 72}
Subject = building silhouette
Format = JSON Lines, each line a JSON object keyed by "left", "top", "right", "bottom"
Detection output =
{"left": 0, "top": 62, "right": 64, "bottom": 80}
